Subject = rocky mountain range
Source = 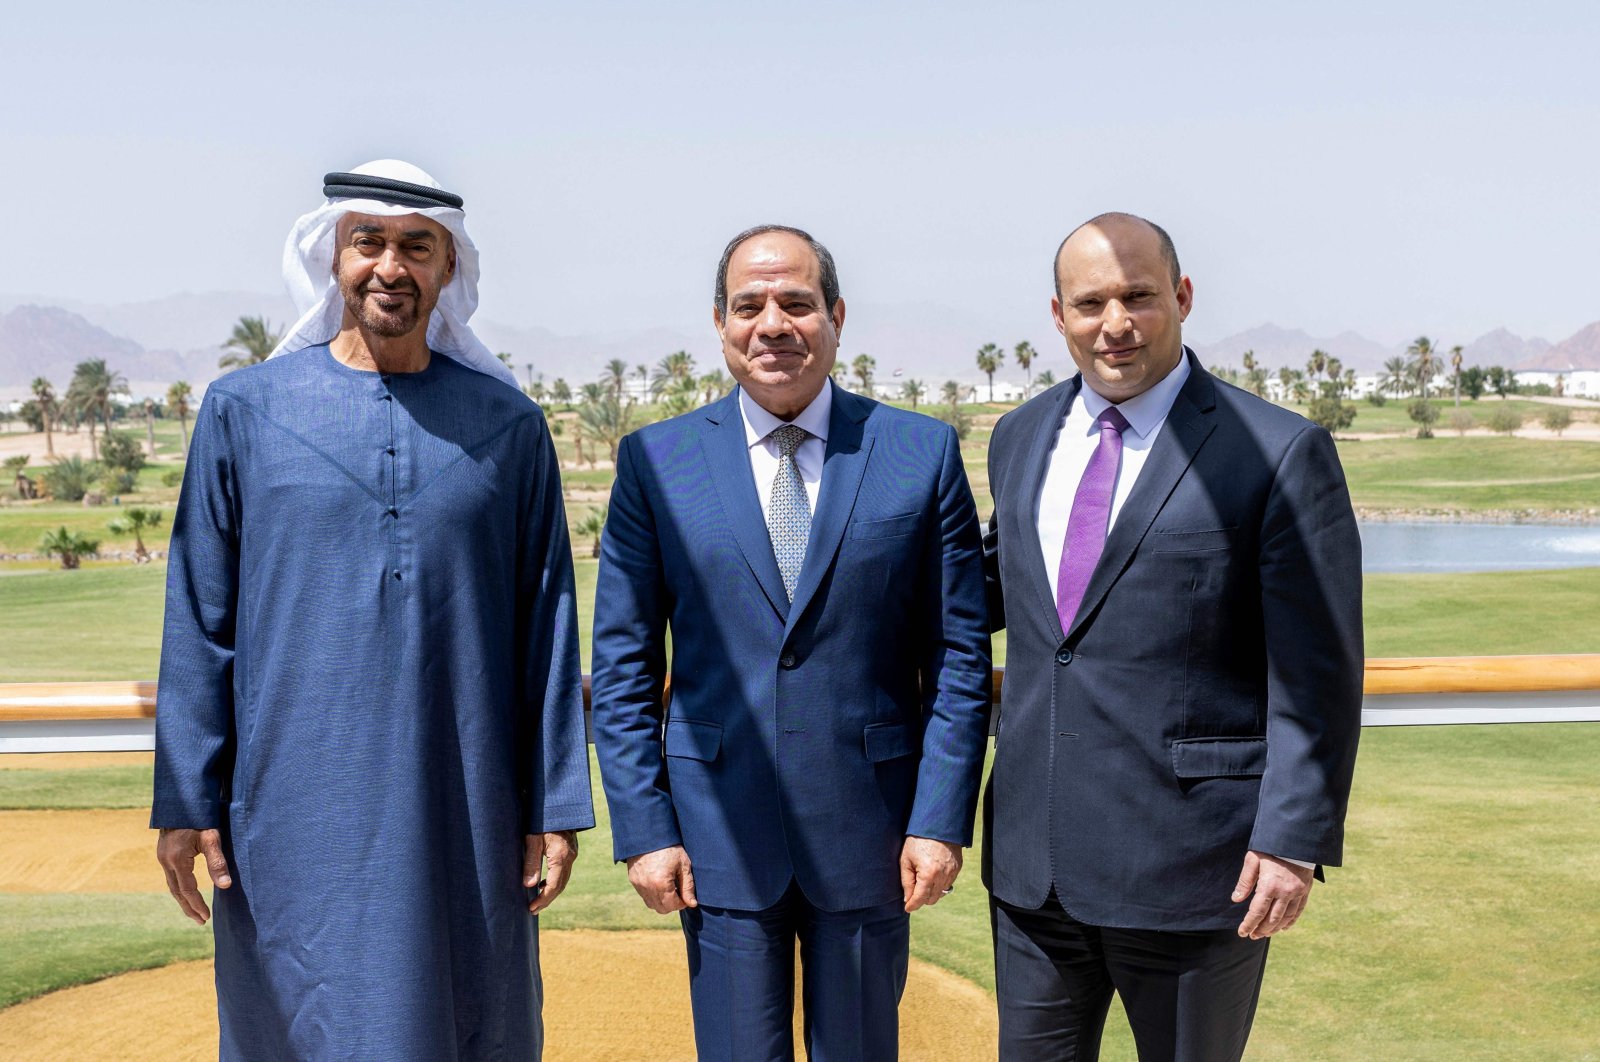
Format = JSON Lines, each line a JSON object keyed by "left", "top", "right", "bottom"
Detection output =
{"left": 3, "top": 291, "right": 1598, "bottom": 399}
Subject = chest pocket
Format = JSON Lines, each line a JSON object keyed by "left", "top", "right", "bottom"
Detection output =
{"left": 1147, "top": 527, "right": 1237, "bottom": 553}
{"left": 851, "top": 512, "right": 919, "bottom": 540}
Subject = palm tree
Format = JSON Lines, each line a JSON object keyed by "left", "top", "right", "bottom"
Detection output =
{"left": 142, "top": 398, "right": 159, "bottom": 457}
{"left": 602, "top": 359, "right": 630, "bottom": 401}
{"left": 1277, "top": 366, "right": 1294, "bottom": 402}
{"left": 107, "top": 507, "right": 163, "bottom": 563}
{"left": 39, "top": 526, "right": 100, "bottom": 570}
{"left": 1035, "top": 370, "right": 1057, "bottom": 391}
{"left": 634, "top": 364, "right": 650, "bottom": 401}
{"left": 1289, "top": 370, "right": 1311, "bottom": 404}
{"left": 1306, "top": 349, "right": 1328, "bottom": 383}
{"left": 941, "top": 380, "right": 963, "bottom": 407}
{"left": 829, "top": 362, "right": 846, "bottom": 382}
{"left": 580, "top": 381, "right": 607, "bottom": 405}
{"left": 1324, "top": 356, "right": 1345, "bottom": 397}
{"left": 30, "top": 377, "right": 57, "bottom": 457}
{"left": 651, "top": 351, "right": 697, "bottom": 397}
{"left": 573, "top": 506, "right": 608, "bottom": 559}
{"left": 975, "top": 343, "right": 1004, "bottom": 402}
{"left": 1381, "top": 356, "right": 1411, "bottom": 398}
{"left": 66, "top": 359, "right": 126, "bottom": 459}
{"left": 901, "top": 379, "right": 926, "bottom": 409}
{"left": 851, "top": 354, "right": 876, "bottom": 395}
{"left": 551, "top": 379, "right": 572, "bottom": 407}
{"left": 219, "top": 316, "right": 281, "bottom": 371}
{"left": 1449, "top": 345, "right": 1464, "bottom": 407}
{"left": 699, "top": 370, "right": 732, "bottom": 404}
{"left": 1406, "top": 336, "right": 1436, "bottom": 401}
{"left": 577, "top": 396, "right": 633, "bottom": 464}
{"left": 166, "top": 381, "right": 192, "bottom": 457}
{"left": 1014, "top": 341, "right": 1037, "bottom": 397}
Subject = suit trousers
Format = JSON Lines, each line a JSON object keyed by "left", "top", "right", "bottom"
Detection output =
{"left": 992, "top": 893, "right": 1269, "bottom": 1062}
{"left": 681, "top": 880, "right": 910, "bottom": 1062}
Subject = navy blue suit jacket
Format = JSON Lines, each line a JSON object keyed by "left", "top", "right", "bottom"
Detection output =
{"left": 592, "top": 384, "right": 993, "bottom": 913}
{"left": 982, "top": 354, "right": 1363, "bottom": 931}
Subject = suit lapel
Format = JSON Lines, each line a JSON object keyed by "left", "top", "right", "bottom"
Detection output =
{"left": 785, "top": 386, "right": 874, "bottom": 634}
{"left": 1010, "top": 379, "right": 1080, "bottom": 640}
{"left": 700, "top": 390, "right": 790, "bottom": 622}
{"left": 1065, "top": 357, "right": 1219, "bottom": 642}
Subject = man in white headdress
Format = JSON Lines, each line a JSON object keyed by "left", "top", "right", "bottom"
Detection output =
{"left": 152, "top": 159, "right": 593, "bottom": 1060}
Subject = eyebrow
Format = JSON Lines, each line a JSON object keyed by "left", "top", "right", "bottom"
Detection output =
{"left": 347, "top": 224, "right": 438, "bottom": 242}
{"left": 730, "top": 285, "right": 818, "bottom": 302}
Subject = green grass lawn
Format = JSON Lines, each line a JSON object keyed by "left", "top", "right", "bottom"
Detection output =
{"left": 1289, "top": 398, "right": 1576, "bottom": 436}
{"left": 1335, "top": 437, "right": 1600, "bottom": 513}
{"left": 3, "top": 731, "right": 1597, "bottom": 1059}
{"left": 0, "top": 502, "right": 178, "bottom": 555}
{"left": 0, "top": 766, "right": 154, "bottom": 809}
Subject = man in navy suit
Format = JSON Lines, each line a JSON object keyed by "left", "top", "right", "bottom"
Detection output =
{"left": 983, "top": 213, "right": 1363, "bottom": 1060}
{"left": 591, "top": 224, "right": 992, "bottom": 1061}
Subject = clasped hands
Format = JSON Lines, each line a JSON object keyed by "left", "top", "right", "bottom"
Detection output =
{"left": 156, "top": 828, "right": 580, "bottom": 925}
{"left": 626, "top": 836, "right": 962, "bottom": 915}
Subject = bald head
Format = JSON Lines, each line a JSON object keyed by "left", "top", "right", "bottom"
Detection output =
{"left": 1054, "top": 212, "right": 1181, "bottom": 302}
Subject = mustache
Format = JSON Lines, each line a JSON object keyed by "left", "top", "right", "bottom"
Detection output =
{"left": 364, "top": 279, "right": 419, "bottom": 295}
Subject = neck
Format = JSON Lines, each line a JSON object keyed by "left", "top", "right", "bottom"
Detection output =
{"left": 749, "top": 378, "right": 827, "bottom": 421}
{"left": 330, "top": 323, "right": 432, "bottom": 374}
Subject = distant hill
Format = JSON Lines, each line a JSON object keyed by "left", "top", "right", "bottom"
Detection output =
{"left": 1518, "top": 321, "right": 1600, "bottom": 371}
{"left": 1191, "top": 323, "right": 1398, "bottom": 373}
{"left": 1463, "top": 327, "right": 1551, "bottom": 368}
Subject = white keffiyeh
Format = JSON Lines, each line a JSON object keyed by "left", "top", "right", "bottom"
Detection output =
{"left": 269, "top": 158, "right": 515, "bottom": 386}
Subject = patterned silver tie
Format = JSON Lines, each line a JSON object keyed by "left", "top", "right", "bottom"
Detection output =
{"left": 767, "top": 424, "right": 812, "bottom": 602}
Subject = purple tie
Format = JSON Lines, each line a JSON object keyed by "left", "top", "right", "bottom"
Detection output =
{"left": 1056, "top": 405, "right": 1131, "bottom": 633}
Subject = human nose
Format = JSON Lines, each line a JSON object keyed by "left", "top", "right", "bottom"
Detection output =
{"left": 374, "top": 246, "right": 407, "bottom": 284}
{"left": 1102, "top": 300, "right": 1133, "bottom": 337}
{"left": 754, "top": 299, "right": 790, "bottom": 339}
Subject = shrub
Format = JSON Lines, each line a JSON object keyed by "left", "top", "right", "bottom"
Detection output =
{"left": 161, "top": 468, "right": 184, "bottom": 488}
{"left": 936, "top": 404, "right": 972, "bottom": 440}
{"left": 1447, "top": 409, "right": 1476, "bottom": 436}
{"left": 1485, "top": 407, "right": 1524, "bottom": 435}
{"left": 98, "top": 431, "right": 146, "bottom": 474}
{"left": 101, "top": 469, "right": 138, "bottom": 495}
{"left": 1541, "top": 407, "right": 1573, "bottom": 436}
{"left": 1407, "top": 398, "right": 1439, "bottom": 439}
{"left": 41, "top": 457, "right": 103, "bottom": 502}
{"left": 1366, "top": 393, "right": 1388, "bottom": 407}
{"left": 1307, "top": 393, "right": 1357, "bottom": 434}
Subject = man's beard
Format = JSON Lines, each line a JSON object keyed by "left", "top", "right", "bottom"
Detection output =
{"left": 341, "top": 278, "right": 424, "bottom": 338}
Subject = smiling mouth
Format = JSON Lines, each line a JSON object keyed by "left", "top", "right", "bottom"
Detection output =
{"left": 1100, "top": 345, "right": 1142, "bottom": 359}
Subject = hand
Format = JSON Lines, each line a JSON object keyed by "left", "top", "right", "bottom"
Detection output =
{"left": 900, "top": 836, "right": 963, "bottom": 913}
{"left": 525, "top": 831, "right": 579, "bottom": 915}
{"left": 625, "top": 845, "right": 697, "bottom": 914}
{"left": 1233, "top": 850, "right": 1314, "bottom": 940}
{"left": 156, "top": 827, "right": 231, "bottom": 926}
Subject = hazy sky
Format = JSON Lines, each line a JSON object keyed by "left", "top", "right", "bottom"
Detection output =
{"left": 5, "top": 0, "right": 1598, "bottom": 347}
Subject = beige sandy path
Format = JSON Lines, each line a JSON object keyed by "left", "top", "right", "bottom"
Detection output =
{"left": 0, "top": 752, "right": 154, "bottom": 771}
{"left": 0, "top": 933, "right": 997, "bottom": 1061}
{"left": 0, "top": 810, "right": 158, "bottom": 893}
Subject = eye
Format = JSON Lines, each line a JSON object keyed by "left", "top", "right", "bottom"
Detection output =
{"left": 1076, "top": 299, "right": 1102, "bottom": 310}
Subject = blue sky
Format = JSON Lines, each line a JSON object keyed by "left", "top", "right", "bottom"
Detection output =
{"left": 4, "top": 0, "right": 1598, "bottom": 346}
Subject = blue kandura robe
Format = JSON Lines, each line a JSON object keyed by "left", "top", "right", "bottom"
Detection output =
{"left": 151, "top": 346, "right": 594, "bottom": 1060}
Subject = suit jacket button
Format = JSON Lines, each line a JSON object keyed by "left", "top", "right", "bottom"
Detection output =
{"left": 1056, "top": 648, "right": 1074, "bottom": 666}
{"left": 780, "top": 653, "right": 797, "bottom": 669}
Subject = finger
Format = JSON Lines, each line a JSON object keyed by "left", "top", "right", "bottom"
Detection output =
{"left": 900, "top": 851, "right": 918, "bottom": 909}
{"left": 529, "top": 844, "right": 573, "bottom": 915}
{"left": 174, "top": 860, "right": 212, "bottom": 925}
{"left": 199, "top": 830, "right": 232, "bottom": 889}
{"left": 523, "top": 834, "right": 544, "bottom": 888}
{"left": 161, "top": 864, "right": 202, "bottom": 924}
{"left": 1257, "top": 894, "right": 1291, "bottom": 938}
{"left": 1237, "top": 890, "right": 1272, "bottom": 938}
{"left": 678, "top": 860, "right": 698, "bottom": 909}
{"left": 1231, "top": 851, "right": 1260, "bottom": 904}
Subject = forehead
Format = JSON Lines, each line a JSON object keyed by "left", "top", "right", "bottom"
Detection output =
{"left": 1057, "top": 222, "right": 1168, "bottom": 292}
{"left": 335, "top": 211, "right": 449, "bottom": 240}
{"left": 727, "top": 232, "right": 823, "bottom": 292}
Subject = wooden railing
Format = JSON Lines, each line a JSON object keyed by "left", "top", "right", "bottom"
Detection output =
{"left": 3, "top": 656, "right": 1598, "bottom": 754}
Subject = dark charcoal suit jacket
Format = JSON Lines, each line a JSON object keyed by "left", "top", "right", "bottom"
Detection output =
{"left": 982, "top": 351, "right": 1363, "bottom": 931}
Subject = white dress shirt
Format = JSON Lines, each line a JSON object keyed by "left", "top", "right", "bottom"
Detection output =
{"left": 739, "top": 380, "right": 832, "bottom": 521}
{"left": 1035, "top": 353, "right": 1192, "bottom": 604}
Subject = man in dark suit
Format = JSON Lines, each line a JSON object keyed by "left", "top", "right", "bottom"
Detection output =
{"left": 591, "top": 224, "right": 992, "bottom": 1061}
{"left": 983, "top": 213, "right": 1363, "bottom": 1060}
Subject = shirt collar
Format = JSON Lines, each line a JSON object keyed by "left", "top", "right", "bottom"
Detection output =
{"left": 1076, "top": 347, "right": 1192, "bottom": 438}
{"left": 740, "top": 379, "right": 834, "bottom": 450}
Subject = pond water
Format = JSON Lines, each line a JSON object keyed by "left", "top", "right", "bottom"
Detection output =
{"left": 1359, "top": 522, "right": 1600, "bottom": 573}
